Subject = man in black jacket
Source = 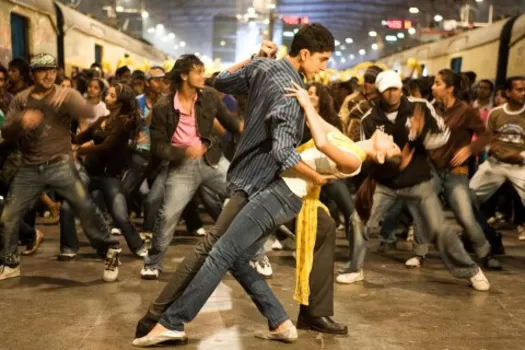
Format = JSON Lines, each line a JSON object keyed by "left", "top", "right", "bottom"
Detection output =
{"left": 337, "top": 70, "right": 491, "bottom": 291}
{"left": 140, "top": 54, "right": 242, "bottom": 280}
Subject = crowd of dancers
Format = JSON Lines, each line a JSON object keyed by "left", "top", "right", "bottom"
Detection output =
{"left": 1, "top": 23, "right": 524, "bottom": 346}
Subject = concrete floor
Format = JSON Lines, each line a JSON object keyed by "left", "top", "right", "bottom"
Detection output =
{"left": 1, "top": 221, "right": 525, "bottom": 350}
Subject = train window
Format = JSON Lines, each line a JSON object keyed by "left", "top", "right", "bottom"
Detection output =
{"left": 450, "top": 57, "right": 462, "bottom": 73}
{"left": 95, "top": 45, "right": 103, "bottom": 65}
{"left": 10, "top": 13, "right": 29, "bottom": 61}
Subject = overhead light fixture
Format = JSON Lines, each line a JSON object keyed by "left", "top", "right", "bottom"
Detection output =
{"left": 345, "top": 37, "right": 353, "bottom": 44}
{"left": 385, "top": 35, "right": 397, "bottom": 42}
{"left": 334, "top": 40, "right": 341, "bottom": 46}
{"left": 349, "top": 54, "right": 355, "bottom": 60}
{"left": 371, "top": 43, "right": 378, "bottom": 50}
{"left": 476, "top": 0, "right": 483, "bottom": 2}
{"left": 293, "top": 28, "right": 299, "bottom": 33}
{"left": 147, "top": 27, "right": 154, "bottom": 33}
{"left": 156, "top": 24, "right": 164, "bottom": 31}
{"left": 173, "top": 45, "right": 179, "bottom": 50}
{"left": 116, "top": 5, "right": 124, "bottom": 12}
{"left": 381, "top": 20, "right": 387, "bottom": 26}
{"left": 341, "top": 58, "right": 346, "bottom": 63}
{"left": 283, "top": 31, "right": 294, "bottom": 37}
{"left": 369, "top": 30, "right": 377, "bottom": 37}
{"left": 434, "top": 14, "right": 443, "bottom": 22}
{"left": 179, "top": 41, "right": 186, "bottom": 47}
{"left": 340, "top": 45, "right": 346, "bottom": 50}
{"left": 141, "top": 11, "right": 149, "bottom": 19}
{"left": 335, "top": 51, "right": 342, "bottom": 56}
{"left": 220, "top": 40, "right": 226, "bottom": 46}
{"left": 236, "top": 14, "right": 242, "bottom": 20}
{"left": 359, "top": 49, "right": 366, "bottom": 55}
{"left": 408, "top": 27, "right": 416, "bottom": 35}
{"left": 168, "top": 32, "right": 175, "bottom": 39}
{"left": 397, "top": 32, "right": 405, "bottom": 39}
{"left": 409, "top": 7, "right": 419, "bottom": 14}
{"left": 247, "top": 7, "right": 256, "bottom": 14}
{"left": 263, "top": 19, "right": 270, "bottom": 25}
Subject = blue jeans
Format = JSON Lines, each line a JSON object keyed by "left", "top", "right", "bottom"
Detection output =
{"left": 0, "top": 156, "right": 118, "bottom": 265}
{"left": 159, "top": 179, "right": 303, "bottom": 331}
{"left": 145, "top": 157, "right": 228, "bottom": 270}
{"left": 143, "top": 164, "right": 168, "bottom": 233}
{"left": 415, "top": 170, "right": 490, "bottom": 258}
{"left": 351, "top": 180, "right": 479, "bottom": 278}
{"left": 378, "top": 199, "right": 404, "bottom": 245}
{"left": 122, "top": 150, "right": 150, "bottom": 214}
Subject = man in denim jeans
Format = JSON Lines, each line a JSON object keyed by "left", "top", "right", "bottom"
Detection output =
{"left": 0, "top": 53, "right": 121, "bottom": 282}
{"left": 132, "top": 25, "right": 337, "bottom": 347}
{"left": 337, "top": 70, "right": 490, "bottom": 291}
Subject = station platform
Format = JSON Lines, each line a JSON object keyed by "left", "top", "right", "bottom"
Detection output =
{"left": 1, "top": 221, "right": 524, "bottom": 350}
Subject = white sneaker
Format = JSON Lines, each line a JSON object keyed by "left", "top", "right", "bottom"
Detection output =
{"left": 252, "top": 255, "right": 273, "bottom": 278}
{"left": 194, "top": 227, "right": 207, "bottom": 236}
{"left": 407, "top": 225, "right": 415, "bottom": 242}
{"left": 405, "top": 256, "right": 424, "bottom": 268}
{"left": 135, "top": 246, "right": 148, "bottom": 258}
{"left": 469, "top": 268, "right": 490, "bottom": 291}
{"left": 336, "top": 270, "right": 364, "bottom": 284}
{"left": 271, "top": 239, "right": 283, "bottom": 251}
{"left": 0, "top": 264, "right": 21, "bottom": 281}
{"left": 111, "top": 228, "right": 122, "bottom": 236}
{"left": 132, "top": 330, "right": 187, "bottom": 347}
{"left": 517, "top": 224, "right": 525, "bottom": 241}
{"left": 141, "top": 267, "right": 160, "bottom": 280}
{"left": 103, "top": 248, "right": 121, "bottom": 282}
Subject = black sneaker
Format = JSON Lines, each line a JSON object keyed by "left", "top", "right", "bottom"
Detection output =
{"left": 377, "top": 242, "right": 396, "bottom": 253}
{"left": 482, "top": 255, "right": 502, "bottom": 270}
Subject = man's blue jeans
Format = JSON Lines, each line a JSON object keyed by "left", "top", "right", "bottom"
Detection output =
{"left": 158, "top": 178, "right": 303, "bottom": 331}
{"left": 351, "top": 180, "right": 479, "bottom": 278}
{"left": 0, "top": 156, "right": 118, "bottom": 265}
{"left": 145, "top": 157, "right": 229, "bottom": 270}
{"left": 414, "top": 169, "right": 491, "bottom": 259}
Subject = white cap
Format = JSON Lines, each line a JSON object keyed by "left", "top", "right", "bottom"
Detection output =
{"left": 375, "top": 70, "right": 403, "bottom": 93}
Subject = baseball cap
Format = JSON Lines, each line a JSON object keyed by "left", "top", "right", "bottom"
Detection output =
{"left": 375, "top": 70, "right": 403, "bottom": 93}
{"left": 29, "top": 53, "right": 58, "bottom": 71}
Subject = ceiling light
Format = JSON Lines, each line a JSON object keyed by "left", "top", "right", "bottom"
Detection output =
{"left": 147, "top": 27, "right": 154, "bottom": 33}
{"left": 476, "top": 0, "right": 483, "bottom": 2}
{"left": 220, "top": 40, "right": 226, "bottom": 46}
{"left": 236, "top": 14, "right": 242, "bottom": 20}
{"left": 335, "top": 51, "right": 342, "bottom": 56}
{"left": 247, "top": 7, "right": 255, "bottom": 14}
{"left": 173, "top": 45, "right": 179, "bottom": 50}
{"left": 263, "top": 19, "right": 270, "bottom": 25}
{"left": 161, "top": 36, "right": 168, "bottom": 42}
{"left": 408, "top": 27, "right": 416, "bottom": 35}
{"left": 179, "top": 41, "right": 186, "bottom": 47}
{"left": 195, "top": 52, "right": 201, "bottom": 57}
{"left": 434, "top": 14, "right": 443, "bottom": 22}
{"left": 341, "top": 58, "right": 346, "bottom": 63}
{"left": 369, "top": 31, "right": 377, "bottom": 37}
{"left": 345, "top": 37, "right": 353, "bottom": 44}
{"left": 359, "top": 49, "right": 366, "bottom": 55}
{"left": 283, "top": 31, "right": 294, "bottom": 37}
{"left": 349, "top": 54, "right": 355, "bottom": 60}
{"left": 381, "top": 20, "right": 387, "bottom": 26}
{"left": 334, "top": 40, "right": 341, "bottom": 46}
{"left": 267, "top": 3, "right": 276, "bottom": 9}
{"left": 385, "top": 35, "right": 397, "bottom": 42}
{"left": 168, "top": 32, "right": 175, "bottom": 39}
{"left": 397, "top": 32, "right": 405, "bottom": 39}
{"left": 340, "top": 45, "right": 346, "bottom": 50}
{"left": 156, "top": 24, "right": 164, "bottom": 31}
{"left": 141, "top": 11, "right": 149, "bottom": 19}
{"left": 409, "top": 7, "right": 419, "bottom": 14}
{"left": 293, "top": 28, "right": 299, "bottom": 33}
{"left": 116, "top": 5, "right": 123, "bottom": 12}
{"left": 371, "top": 43, "right": 378, "bottom": 50}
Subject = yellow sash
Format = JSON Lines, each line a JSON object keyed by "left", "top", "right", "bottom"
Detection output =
{"left": 294, "top": 132, "right": 367, "bottom": 305}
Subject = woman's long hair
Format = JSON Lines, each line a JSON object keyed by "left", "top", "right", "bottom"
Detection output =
{"left": 438, "top": 69, "right": 471, "bottom": 103}
{"left": 109, "top": 83, "right": 141, "bottom": 141}
{"left": 307, "top": 82, "right": 342, "bottom": 131}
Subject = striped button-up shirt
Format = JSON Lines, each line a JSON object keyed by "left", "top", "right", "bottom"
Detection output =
{"left": 214, "top": 57, "right": 305, "bottom": 197}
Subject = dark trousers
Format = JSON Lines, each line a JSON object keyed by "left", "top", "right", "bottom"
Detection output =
{"left": 143, "top": 189, "right": 335, "bottom": 324}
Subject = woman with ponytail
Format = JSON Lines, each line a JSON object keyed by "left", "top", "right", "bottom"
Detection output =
{"left": 404, "top": 69, "right": 501, "bottom": 270}
{"left": 71, "top": 83, "right": 146, "bottom": 257}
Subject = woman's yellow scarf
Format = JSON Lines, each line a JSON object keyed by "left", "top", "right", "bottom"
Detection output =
{"left": 294, "top": 132, "right": 367, "bottom": 305}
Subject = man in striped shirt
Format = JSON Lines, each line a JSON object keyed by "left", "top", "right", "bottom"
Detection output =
{"left": 133, "top": 24, "right": 337, "bottom": 347}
